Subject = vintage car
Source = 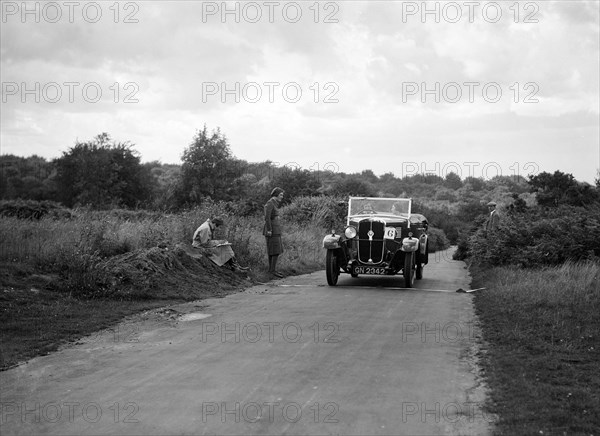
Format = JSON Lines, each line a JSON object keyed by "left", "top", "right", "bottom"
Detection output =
{"left": 322, "top": 197, "right": 429, "bottom": 288}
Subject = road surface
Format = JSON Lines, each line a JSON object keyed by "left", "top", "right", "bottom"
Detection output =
{"left": 1, "top": 248, "right": 494, "bottom": 435}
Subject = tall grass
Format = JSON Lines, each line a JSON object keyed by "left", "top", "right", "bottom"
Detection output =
{"left": 476, "top": 262, "right": 599, "bottom": 344}
{"left": 1, "top": 195, "right": 453, "bottom": 291}
{"left": 473, "top": 262, "right": 600, "bottom": 433}
{"left": 500, "top": 261, "right": 598, "bottom": 306}
{"left": 0, "top": 203, "right": 328, "bottom": 292}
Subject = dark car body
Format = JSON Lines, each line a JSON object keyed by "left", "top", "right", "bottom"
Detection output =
{"left": 323, "top": 197, "right": 429, "bottom": 287}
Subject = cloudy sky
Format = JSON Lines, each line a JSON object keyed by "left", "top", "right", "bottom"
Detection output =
{"left": 1, "top": 0, "right": 599, "bottom": 183}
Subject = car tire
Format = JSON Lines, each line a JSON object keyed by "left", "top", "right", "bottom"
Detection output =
{"left": 403, "top": 252, "right": 415, "bottom": 288}
{"left": 326, "top": 250, "right": 339, "bottom": 286}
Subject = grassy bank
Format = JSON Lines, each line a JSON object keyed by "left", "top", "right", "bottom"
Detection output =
{"left": 0, "top": 289, "right": 178, "bottom": 369}
{"left": 0, "top": 205, "right": 329, "bottom": 369}
{"left": 472, "top": 262, "right": 600, "bottom": 435}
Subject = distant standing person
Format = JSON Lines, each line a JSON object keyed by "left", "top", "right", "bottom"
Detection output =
{"left": 486, "top": 201, "right": 500, "bottom": 232}
{"left": 264, "top": 187, "right": 284, "bottom": 278}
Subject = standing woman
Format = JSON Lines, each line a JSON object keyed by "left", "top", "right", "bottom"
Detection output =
{"left": 263, "top": 187, "right": 284, "bottom": 277}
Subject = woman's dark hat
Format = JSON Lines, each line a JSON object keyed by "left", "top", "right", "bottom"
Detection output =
{"left": 271, "top": 187, "right": 284, "bottom": 197}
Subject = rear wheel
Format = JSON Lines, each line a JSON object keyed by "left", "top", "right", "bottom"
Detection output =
{"left": 326, "top": 250, "right": 339, "bottom": 286}
{"left": 403, "top": 252, "right": 415, "bottom": 288}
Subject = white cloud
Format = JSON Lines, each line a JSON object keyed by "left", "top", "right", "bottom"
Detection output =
{"left": 1, "top": 0, "right": 598, "bottom": 182}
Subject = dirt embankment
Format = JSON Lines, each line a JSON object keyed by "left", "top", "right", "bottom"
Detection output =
{"left": 96, "top": 243, "right": 252, "bottom": 300}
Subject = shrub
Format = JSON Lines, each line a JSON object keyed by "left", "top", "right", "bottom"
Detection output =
{"left": 426, "top": 227, "right": 450, "bottom": 252}
{"left": 453, "top": 232, "right": 470, "bottom": 260}
{"left": 279, "top": 196, "right": 347, "bottom": 229}
{"left": 467, "top": 205, "right": 600, "bottom": 267}
{"left": 0, "top": 199, "right": 72, "bottom": 220}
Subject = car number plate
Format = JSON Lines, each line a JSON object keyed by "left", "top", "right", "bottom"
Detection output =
{"left": 353, "top": 266, "right": 386, "bottom": 275}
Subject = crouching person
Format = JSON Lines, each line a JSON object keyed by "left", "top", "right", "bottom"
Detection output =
{"left": 192, "top": 217, "right": 249, "bottom": 272}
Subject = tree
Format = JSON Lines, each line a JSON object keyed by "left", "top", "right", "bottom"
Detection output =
{"left": 54, "top": 133, "right": 153, "bottom": 208}
{"left": 444, "top": 172, "right": 463, "bottom": 190}
{"left": 145, "top": 162, "right": 181, "bottom": 210}
{"left": 330, "top": 176, "right": 376, "bottom": 197}
{"left": 180, "top": 126, "right": 237, "bottom": 203}
{"left": 507, "top": 193, "right": 527, "bottom": 214}
{"left": 412, "top": 173, "right": 444, "bottom": 185}
{"left": 271, "top": 167, "right": 321, "bottom": 203}
{"left": 360, "top": 169, "right": 379, "bottom": 184}
{"left": 0, "top": 155, "right": 56, "bottom": 201}
{"left": 489, "top": 175, "right": 529, "bottom": 194}
{"left": 379, "top": 172, "right": 396, "bottom": 184}
{"left": 528, "top": 170, "right": 599, "bottom": 207}
{"left": 463, "top": 176, "right": 486, "bottom": 192}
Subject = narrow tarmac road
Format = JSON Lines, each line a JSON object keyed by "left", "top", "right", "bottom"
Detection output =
{"left": 1, "top": 248, "right": 493, "bottom": 435}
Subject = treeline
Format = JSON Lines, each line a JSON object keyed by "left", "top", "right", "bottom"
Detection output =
{"left": 2, "top": 127, "right": 600, "bottom": 250}
{"left": 0, "top": 127, "right": 535, "bottom": 209}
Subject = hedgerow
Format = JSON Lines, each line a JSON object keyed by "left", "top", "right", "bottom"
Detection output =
{"left": 466, "top": 205, "right": 600, "bottom": 267}
{"left": 0, "top": 199, "right": 72, "bottom": 220}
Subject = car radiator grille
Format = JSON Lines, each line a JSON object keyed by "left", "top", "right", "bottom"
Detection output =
{"left": 357, "top": 220, "right": 385, "bottom": 264}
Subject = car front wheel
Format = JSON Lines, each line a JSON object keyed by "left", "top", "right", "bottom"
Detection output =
{"left": 326, "top": 250, "right": 339, "bottom": 286}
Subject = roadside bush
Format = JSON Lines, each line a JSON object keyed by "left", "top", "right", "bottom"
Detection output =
{"left": 413, "top": 200, "right": 466, "bottom": 244}
{"left": 467, "top": 205, "right": 600, "bottom": 267}
{"left": 453, "top": 232, "right": 470, "bottom": 261}
{"left": 0, "top": 199, "right": 72, "bottom": 220}
{"left": 223, "top": 199, "right": 262, "bottom": 217}
{"left": 80, "top": 208, "right": 165, "bottom": 222}
{"left": 426, "top": 227, "right": 450, "bottom": 252}
{"left": 279, "top": 196, "right": 347, "bottom": 229}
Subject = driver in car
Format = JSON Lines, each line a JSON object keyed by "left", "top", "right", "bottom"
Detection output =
{"left": 362, "top": 203, "right": 375, "bottom": 214}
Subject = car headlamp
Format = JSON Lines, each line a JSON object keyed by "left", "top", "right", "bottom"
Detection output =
{"left": 402, "top": 237, "right": 419, "bottom": 252}
{"left": 345, "top": 226, "right": 357, "bottom": 239}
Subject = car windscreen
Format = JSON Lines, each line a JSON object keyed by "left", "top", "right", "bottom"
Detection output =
{"left": 348, "top": 198, "right": 411, "bottom": 216}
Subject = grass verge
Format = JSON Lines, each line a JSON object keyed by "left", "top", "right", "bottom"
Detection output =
{"left": 0, "top": 206, "right": 329, "bottom": 370}
{"left": 472, "top": 262, "right": 600, "bottom": 435}
{"left": 0, "top": 288, "right": 182, "bottom": 370}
